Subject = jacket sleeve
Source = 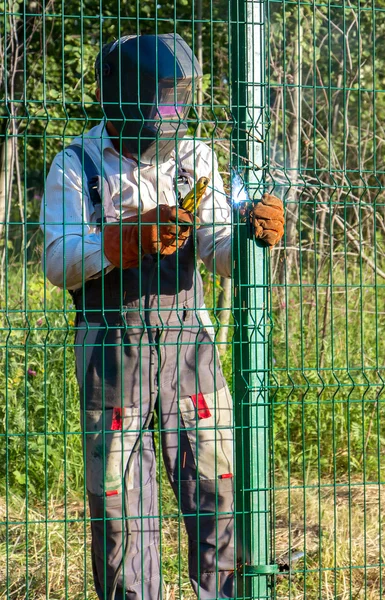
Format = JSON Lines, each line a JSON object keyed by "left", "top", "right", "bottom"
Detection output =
{"left": 182, "top": 141, "right": 232, "bottom": 278}
{"left": 40, "top": 150, "right": 111, "bottom": 290}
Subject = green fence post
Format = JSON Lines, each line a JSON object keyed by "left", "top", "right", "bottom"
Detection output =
{"left": 231, "top": 0, "right": 278, "bottom": 598}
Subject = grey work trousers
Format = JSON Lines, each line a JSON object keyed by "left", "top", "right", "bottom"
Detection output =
{"left": 75, "top": 304, "right": 236, "bottom": 599}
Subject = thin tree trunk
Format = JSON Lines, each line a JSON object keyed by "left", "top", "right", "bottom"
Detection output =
{"left": 216, "top": 276, "right": 231, "bottom": 355}
{"left": 317, "top": 199, "right": 327, "bottom": 276}
{"left": 0, "top": 127, "right": 14, "bottom": 243}
{"left": 279, "top": 16, "right": 302, "bottom": 283}
{"left": 319, "top": 266, "right": 331, "bottom": 370}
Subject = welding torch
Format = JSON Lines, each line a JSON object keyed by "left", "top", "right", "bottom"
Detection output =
{"left": 180, "top": 176, "right": 210, "bottom": 214}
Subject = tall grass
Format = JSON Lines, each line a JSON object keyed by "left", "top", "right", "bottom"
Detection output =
{"left": 0, "top": 272, "right": 82, "bottom": 502}
{"left": 271, "top": 261, "right": 385, "bottom": 483}
{"left": 269, "top": 252, "right": 385, "bottom": 598}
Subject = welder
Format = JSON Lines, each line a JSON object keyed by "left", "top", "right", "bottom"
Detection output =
{"left": 40, "top": 33, "right": 284, "bottom": 600}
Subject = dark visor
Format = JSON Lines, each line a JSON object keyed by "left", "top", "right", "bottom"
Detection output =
{"left": 150, "top": 83, "right": 193, "bottom": 121}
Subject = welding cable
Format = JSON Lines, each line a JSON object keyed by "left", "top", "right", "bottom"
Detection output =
{"left": 108, "top": 257, "right": 158, "bottom": 600}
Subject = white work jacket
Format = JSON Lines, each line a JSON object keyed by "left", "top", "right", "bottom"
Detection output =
{"left": 40, "top": 120, "right": 232, "bottom": 291}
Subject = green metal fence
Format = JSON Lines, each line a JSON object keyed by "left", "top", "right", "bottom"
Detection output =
{"left": 268, "top": 0, "right": 385, "bottom": 598}
{"left": 1, "top": 0, "right": 384, "bottom": 599}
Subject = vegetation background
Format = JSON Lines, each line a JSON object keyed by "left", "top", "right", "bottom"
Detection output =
{"left": 1, "top": 0, "right": 385, "bottom": 598}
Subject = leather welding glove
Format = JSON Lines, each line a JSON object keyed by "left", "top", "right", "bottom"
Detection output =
{"left": 251, "top": 193, "right": 284, "bottom": 246}
{"left": 103, "top": 204, "right": 197, "bottom": 269}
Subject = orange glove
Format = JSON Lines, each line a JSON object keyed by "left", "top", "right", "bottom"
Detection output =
{"left": 250, "top": 193, "right": 284, "bottom": 246}
{"left": 103, "top": 205, "right": 197, "bottom": 269}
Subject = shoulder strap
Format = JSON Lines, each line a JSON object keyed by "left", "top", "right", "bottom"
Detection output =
{"left": 66, "top": 143, "right": 104, "bottom": 225}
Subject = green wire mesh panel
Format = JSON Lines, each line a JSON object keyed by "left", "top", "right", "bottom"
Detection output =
{"left": 268, "top": 0, "right": 385, "bottom": 598}
{"left": 1, "top": 1, "right": 242, "bottom": 599}
{"left": 2, "top": 0, "right": 381, "bottom": 599}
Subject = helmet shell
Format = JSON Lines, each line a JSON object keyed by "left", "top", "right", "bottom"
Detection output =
{"left": 99, "top": 34, "right": 202, "bottom": 164}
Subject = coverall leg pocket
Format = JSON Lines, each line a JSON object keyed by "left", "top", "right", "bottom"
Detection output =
{"left": 82, "top": 407, "right": 150, "bottom": 496}
{"left": 170, "top": 386, "right": 235, "bottom": 598}
{"left": 178, "top": 386, "right": 234, "bottom": 480}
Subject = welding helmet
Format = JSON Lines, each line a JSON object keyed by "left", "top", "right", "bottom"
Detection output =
{"left": 96, "top": 34, "right": 202, "bottom": 164}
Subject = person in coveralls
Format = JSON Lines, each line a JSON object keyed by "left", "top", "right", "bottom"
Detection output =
{"left": 40, "top": 34, "right": 284, "bottom": 600}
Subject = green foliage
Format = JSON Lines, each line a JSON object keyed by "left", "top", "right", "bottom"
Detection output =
{"left": 0, "top": 268, "right": 82, "bottom": 499}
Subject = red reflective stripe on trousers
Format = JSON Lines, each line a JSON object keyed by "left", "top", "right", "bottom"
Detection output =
{"left": 190, "top": 393, "right": 211, "bottom": 419}
{"left": 111, "top": 407, "right": 123, "bottom": 430}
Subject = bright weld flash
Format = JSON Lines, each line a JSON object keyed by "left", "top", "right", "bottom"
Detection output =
{"left": 231, "top": 170, "right": 250, "bottom": 206}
